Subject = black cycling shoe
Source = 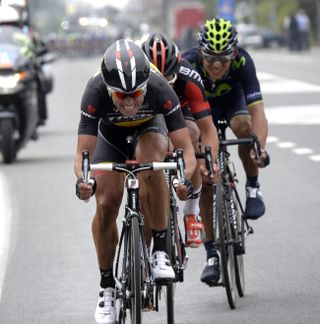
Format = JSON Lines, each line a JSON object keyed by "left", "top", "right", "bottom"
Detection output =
{"left": 200, "top": 256, "right": 220, "bottom": 286}
{"left": 245, "top": 185, "right": 265, "bottom": 219}
{"left": 234, "top": 242, "right": 245, "bottom": 255}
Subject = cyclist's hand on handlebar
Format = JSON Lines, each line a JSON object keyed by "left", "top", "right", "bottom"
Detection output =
{"left": 250, "top": 148, "right": 270, "bottom": 168}
{"left": 199, "top": 162, "right": 220, "bottom": 184}
{"left": 173, "top": 178, "right": 193, "bottom": 201}
{"left": 76, "top": 177, "right": 96, "bottom": 200}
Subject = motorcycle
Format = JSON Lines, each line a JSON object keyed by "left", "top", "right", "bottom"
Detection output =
{"left": 0, "top": 25, "right": 54, "bottom": 163}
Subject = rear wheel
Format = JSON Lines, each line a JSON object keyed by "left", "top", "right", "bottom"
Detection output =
{"left": 0, "top": 119, "right": 16, "bottom": 163}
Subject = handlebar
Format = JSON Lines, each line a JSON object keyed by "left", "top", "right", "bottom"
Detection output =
{"left": 219, "top": 134, "right": 262, "bottom": 160}
{"left": 194, "top": 146, "right": 215, "bottom": 177}
{"left": 82, "top": 149, "right": 185, "bottom": 184}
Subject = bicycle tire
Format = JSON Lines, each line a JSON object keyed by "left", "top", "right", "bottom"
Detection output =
{"left": 115, "top": 225, "right": 129, "bottom": 324}
{"left": 215, "top": 182, "right": 237, "bottom": 309}
{"left": 232, "top": 189, "right": 245, "bottom": 297}
{"left": 130, "top": 216, "right": 142, "bottom": 323}
{"left": 165, "top": 205, "right": 177, "bottom": 324}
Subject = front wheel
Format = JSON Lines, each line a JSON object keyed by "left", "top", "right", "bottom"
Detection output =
{"left": 233, "top": 190, "right": 245, "bottom": 297}
{"left": 215, "top": 183, "right": 237, "bottom": 309}
{"left": 130, "top": 216, "right": 142, "bottom": 323}
{"left": 0, "top": 119, "right": 16, "bottom": 163}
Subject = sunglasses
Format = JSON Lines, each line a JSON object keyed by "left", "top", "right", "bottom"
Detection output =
{"left": 202, "top": 51, "right": 234, "bottom": 64}
{"left": 166, "top": 73, "right": 177, "bottom": 85}
{"left": 107, "top": 86, "right": 146, "bottom": 99}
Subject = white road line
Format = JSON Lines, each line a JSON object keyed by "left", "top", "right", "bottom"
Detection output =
{"left": 258, "top": 72, "right": 320, "bottom": 93}
{"left": 265, "top": 105, "right": 320, "bottom": 125}
{"left": 292, "top": 148, "right": 314, "bottom": 155}
{"left": 0, "top": 171, "right": 11, "bottom": 301}
{"left": 309, "top": 155, "right": 320, "bottom": 162}
{"left": 266, "top": 136, "right": 280, "bottom": 143}
{"left": 276, "top": 142, "right": 296, "bottom": 148}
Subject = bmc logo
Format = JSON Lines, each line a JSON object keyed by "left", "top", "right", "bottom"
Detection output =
{"left": 178, "top": 66, "right": 203, "bottom": 85}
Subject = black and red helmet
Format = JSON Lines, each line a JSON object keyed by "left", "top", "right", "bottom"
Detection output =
{"left": 101, "top": 39, "right": 150, "bottom": 93}
{"left": 142, "top": 33, "right": 181, "bottom": 77}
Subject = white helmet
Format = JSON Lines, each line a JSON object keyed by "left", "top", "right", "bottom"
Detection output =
{"left": 0, "top": 5, "right": 20, "bottom": 24}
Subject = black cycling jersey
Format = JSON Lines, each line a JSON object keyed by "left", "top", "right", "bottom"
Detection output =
{"left": 182, "top": 47, "right": 263, "bottom": 123}
{"left": 78, "top": 70, "right": 186, "bottom": 136}
{"left": 173, "top": 58, "right": 211, "bottom": 121}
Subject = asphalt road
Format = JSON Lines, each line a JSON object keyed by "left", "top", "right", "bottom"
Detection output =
{"left": 0, "top": 47, "right": 320, "bottom": 324}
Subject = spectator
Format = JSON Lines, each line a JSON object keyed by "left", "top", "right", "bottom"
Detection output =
{"left": 288, "top": 14, "right": 301, "bottom": 51}
{"left": 296, "top": 9, "right": 311, "bottom": 50}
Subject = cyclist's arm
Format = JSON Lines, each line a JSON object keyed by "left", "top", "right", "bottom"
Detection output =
{"left": 74, "top": 134, "right": 97, "bottom": 179}
{"left": 168, "top": 127, "right": 197, "bottom": 180}
{"left": 196, "top": 115, "right": 219, "bottom": 161}
{"left": 248, "top": 101, "right": 268, "bottom": 149}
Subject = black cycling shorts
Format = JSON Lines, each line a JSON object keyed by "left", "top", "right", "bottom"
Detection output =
{"left": 211, "top": 86, "right": 250, "bottom": 126}
{"left": 93, "top": 114, "right": 168, "bottom": 163}
{"left": 181, "top": 105, "right": 196, "bottom": 122}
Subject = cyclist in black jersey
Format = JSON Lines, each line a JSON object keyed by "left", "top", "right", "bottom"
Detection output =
{"left": 142, "top": 33, "right": 219, "bottom": 248}
{"left": 183, "top": 18, "right": 270, "bottom": 286}
{"left": 73, "top": 39, "right": 197, "bottom": 324}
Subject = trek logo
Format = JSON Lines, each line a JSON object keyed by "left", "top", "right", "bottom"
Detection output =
{"left": 86, "top": 104, "right": 96, "bottom": 114}
{"left": 163, "top": 100, "right": 173, "bottom": 110}
{"left": 178, "top": 66, "right": 203, "bottom": 85}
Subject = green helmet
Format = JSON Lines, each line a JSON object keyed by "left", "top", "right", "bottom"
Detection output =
{"left": 198, "top": 18, "right": 238, "bottom": 55}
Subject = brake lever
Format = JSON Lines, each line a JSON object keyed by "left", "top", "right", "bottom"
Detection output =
{"left": 204, "top": 145, "right": 214, "bottom": 176}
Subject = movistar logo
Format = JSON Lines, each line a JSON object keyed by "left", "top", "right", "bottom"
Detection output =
{"left": 214, "top": 83, "right": 232, "bottom": 96}
{"left": 232, "top": 56, "right": 246, "bottom": 69}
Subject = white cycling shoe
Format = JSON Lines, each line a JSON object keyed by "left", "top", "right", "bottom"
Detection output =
{"left": 94, "top": 287, "right": 116, "bottom": 324}
{"left": 151, "top": 251, "right": 175, "bottom": 281}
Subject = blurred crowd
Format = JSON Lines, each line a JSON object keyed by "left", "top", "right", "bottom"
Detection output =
{"left": 283, "top": 8, "right": 311, "bottom": 52}
{"left": 44, "top": 31, "right": 116, "bottom": 58}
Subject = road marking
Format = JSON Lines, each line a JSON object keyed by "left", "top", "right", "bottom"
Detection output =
{"left": 265, "top": 105, "right": 320, "bottom": 125}
{"left": 292, "top": 148, "right": 314, "bottom": 155}
{"left": 258, "top": 72, "right": 320, "bottom": 93}
{"left": 266, "top": 136, "right": 279, "bottom": 143}
{"left": 309, "top": 155, "right": 320, "bottom": 162}
{"left": 276, "top": 142, "right": 296, "bottom": 148}
{"left": 0, "top": 171, "right": 11, "bottom": 301}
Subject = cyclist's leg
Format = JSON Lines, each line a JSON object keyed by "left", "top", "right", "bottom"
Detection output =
{"left": 227, "top": 93, "right": 265, "bottom": 219}
{"left": 199, "top": 183, "right": 220, "bottom": 284}
{"left": 91, "top": 124, "right": 128, "bottom": 324}
{"left": 183, "top": 111, "right": 205, "bottom": 248}
{"left": 198, "top": 104, "right": 224, "bottom": 284}
{"left": 135, "top": 115, "right": 174, "bottom": 280}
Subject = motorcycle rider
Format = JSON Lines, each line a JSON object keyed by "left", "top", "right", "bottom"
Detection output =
{"left": 0, "top": 4, "right": 52, "bottom": 126}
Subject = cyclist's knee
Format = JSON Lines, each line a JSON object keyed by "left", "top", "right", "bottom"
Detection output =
{"left": 136, "top": 132, "right": 168, "bottom": 161}
{"left": 96, "top": 195, "right": 122, "bottom": 224}
{"left": 140, "top": 169, "right": 164, "bottom": 184}
{"left": 230, "top": 117, "right": 252, "bottom": 138}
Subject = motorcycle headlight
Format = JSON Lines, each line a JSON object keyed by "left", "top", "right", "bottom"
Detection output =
{"left": 0, "top": 71, "right": 29, "bottom": 89}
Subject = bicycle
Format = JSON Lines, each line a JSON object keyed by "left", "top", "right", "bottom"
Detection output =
{"left": 81, "top": 145, "right": 188, "bottom": 324}
{"left": 162, "top": 147, "right": 214, "bottom": 323}
{"left": 160, "top": 150, "right": 189, "bottom": 324}
{"left": 206, "top": 120, "right": 260, "bottom": 309}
